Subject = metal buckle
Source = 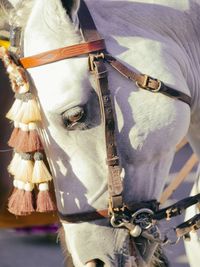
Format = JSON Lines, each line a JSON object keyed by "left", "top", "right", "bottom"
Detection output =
{"left": 136, "top": 74, "right": 162, "bottom": 92}
{"left": 88, "top": 53, "right": 105, "bottom": 72}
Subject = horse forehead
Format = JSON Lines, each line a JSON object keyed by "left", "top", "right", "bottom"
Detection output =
{"left": 29, "top": 58, "right": 91, "bottom": 111}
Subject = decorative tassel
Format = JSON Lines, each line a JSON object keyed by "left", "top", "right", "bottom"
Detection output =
{"left": 22, "top": 93, "right": 41, "bottom": 123}
{"left": 6, "top": 93, "right": 23, "bottom": 121}
{"left": 20, "top": 182, "right": 35, "bottom": 215}
{"left": 32, "top": 152, "right": 52, "bottom": 184}
{"left": 1, "top": 47, "right": 58, "bottom": 215}
{"left": 7, "top": 180, "right": 18, "bottom": 210}
{"left": 8, "top": 121, "right": 20, "bottom": 148}
{"left": 14, "top": 153, "right": 34, "bottom": 183}
{"left": 8, "top": 151, "right": 21, "bottom": 176}
{"left": 8, "top": 122, "right": 43, "bottom": 152}
{"left": 8, "top": 180, "right": 26, "bottom": 216}
{"left": 28, "top": 123, "right": 43, "bottom": 152}
{"left": 36, "top": 182, "right": 56, "bottom": 212}
{"left": 14, "top": 93, "right": 41, "bottom": 123}
{"left": 15, "top": 123, "right": 30, "bottom": 152}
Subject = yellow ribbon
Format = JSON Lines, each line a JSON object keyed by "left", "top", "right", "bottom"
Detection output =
{"left": 0, "top": 39, "right": 10, "bottom": 49}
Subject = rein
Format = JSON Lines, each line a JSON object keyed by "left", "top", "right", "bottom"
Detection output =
{"left": 3, "top": 0, "right": 200, "bottom": 245}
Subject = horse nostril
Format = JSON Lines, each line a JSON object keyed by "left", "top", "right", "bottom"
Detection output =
{"left": 62, "top": 106, "right": 85, "bottom": 127}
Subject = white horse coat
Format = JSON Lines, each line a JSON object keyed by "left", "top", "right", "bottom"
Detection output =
{"left": 2, "top": 0, "right": 200, "bottom": 266}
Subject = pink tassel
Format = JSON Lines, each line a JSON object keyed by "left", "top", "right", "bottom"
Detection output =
{"left": 8, "top": 121, "right": 20, "bottom": 148}
{"left": 36, "top": 182, "right": 56, "bottom": 213}
{"left": 28, "top": 123, "right": 43, "bottom": 152}
{"left": 8, "top": 122, "right": 43, "bottom": 153}
{"left": 8, "top": 180, "right": 25, "bottom": 216}
{"left": 20, "top": 182, "right": 35, "bottom": 215}
{"left": 8, "top": 180, "right": 35, "bottom": 216}
{"left": 15, "top": 123, "right": 30, "bottom": 152}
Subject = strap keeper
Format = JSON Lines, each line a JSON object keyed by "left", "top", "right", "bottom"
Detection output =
{"left": 109, "top": 196, "right": 124, "bottom": 211}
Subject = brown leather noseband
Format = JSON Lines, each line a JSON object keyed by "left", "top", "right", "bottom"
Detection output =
{"left": 18, "top": 0, "right": 191, "bottom": 223}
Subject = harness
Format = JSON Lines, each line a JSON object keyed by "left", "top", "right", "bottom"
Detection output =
{"left": 1, "top": 0, "right": 200, "bottom": 245}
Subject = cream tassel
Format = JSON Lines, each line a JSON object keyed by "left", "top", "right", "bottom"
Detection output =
{"left": 14, "top": 153, "right": 34, "bottom": 183}
{"left": 8, "top": 151, "right": 21, "bottom": 176}
{"left": 6, "top": 93, "right": 23, "bottom": 121}
{"left": 14, "top": 93, "right": 41, "bottom": 123}
{"left": 21, "top": 93, "right": 41, "bottom": 123}
{"left": 32, "top": 152, "right": 52, "bottom": 184}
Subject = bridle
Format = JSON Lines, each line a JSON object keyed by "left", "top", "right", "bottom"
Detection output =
{"left": 5, "top": 0, "right": 200, "bottom": 245}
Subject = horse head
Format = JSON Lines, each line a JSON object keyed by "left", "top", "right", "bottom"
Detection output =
{"left": 1, "top": 0, "right": 196, "bottom": 266}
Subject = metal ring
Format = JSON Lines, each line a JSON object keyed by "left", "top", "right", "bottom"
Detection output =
{"left": 110, "top": 215, "right": 125, "bottom": 228}
{"left": 131, "top": 208, "right": 154, "bottom": 220}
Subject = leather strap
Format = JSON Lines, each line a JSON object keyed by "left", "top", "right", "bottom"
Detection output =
{"left": 153, "top": 194, "right": 200, "bottom": 221}
{"left": 104, "top": 54, "right": 191, "bottom": 107}
{"left": 175, "top": 213, "right": 200, "bottom": 238}
{"left": 77, "top": 0, "right": 102, "bottom": 41}
{"left": 59, "top": 200, "right": 159, "bottom": 223}
{"left": 19, "top": 39, "right": 105, "bottom": 68}
{"left": 91, "top": 57, "right": 123, "bottom": 210}
{"left": 59, "top": 209, "right": 108, "bottom": 223}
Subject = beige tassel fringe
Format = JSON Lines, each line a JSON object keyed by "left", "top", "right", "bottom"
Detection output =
{"left": 8, "top": 151, "right": 21, "bottom": 176}
{"left": 32, "top": 152, "right": 52, "bottom": 184}
{"left": 14, "top": 153, "right": 34, "bottom": 183}
{"left": 20, "top": 93, "right": 41, "bottom": 123}
{"left": 12, "top": 93, "right": 41, "bottom": 123}
{"left": 6, "top": 93, "right": 23, "bottom": 121}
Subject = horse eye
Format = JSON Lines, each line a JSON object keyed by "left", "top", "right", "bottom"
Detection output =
{"left": 62, "top": 106, "right": 85, "bottom": 127}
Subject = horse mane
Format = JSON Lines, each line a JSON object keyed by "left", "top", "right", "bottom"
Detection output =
{"left": 0, "top": 0, "right": 33, "bottom": 31}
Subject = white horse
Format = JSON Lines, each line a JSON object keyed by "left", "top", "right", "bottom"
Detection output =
{"left": 1, "top": 0, "right": 200, "bottom": 266}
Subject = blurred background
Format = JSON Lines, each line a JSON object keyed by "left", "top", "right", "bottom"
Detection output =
{"left": 0, "top": 61, "right": 197, "bottom": 267}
